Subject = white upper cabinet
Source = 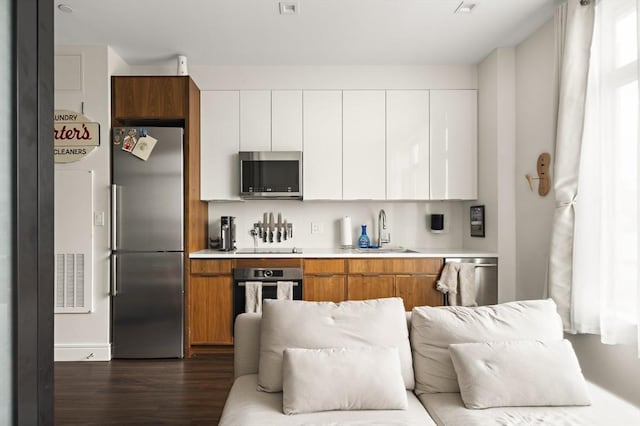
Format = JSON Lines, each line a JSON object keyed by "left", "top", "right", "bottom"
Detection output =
{"left": 303, "top": 91, "right": 343, "bottom": 200}
{"left": 201, "top": 91, "right": 240, "bottom": 200}
{"left": 342, "top": 91, "right": 386, "bottom": 200}
{"left": 386, "top": 90, "right": 430, "bottom": 200}
{"left": 272, "top": 90, "right": 303, "bottom": 151}
{"left": 429, "top": 90, "right": 478, "bottom": 200}
{"left": 54, "top": 54, "right": 84, "bottom": 111}
{"left": 240, "top": 90, "right": 271, "bottom": 151}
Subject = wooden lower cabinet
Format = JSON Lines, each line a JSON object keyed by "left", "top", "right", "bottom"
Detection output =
{"left": 395, "top": 275, "right": 442, "bottom": 311}
{"left": 186, "top": 256, "right": 443, "bottom": 353}
{"left": 345, "top": 258, "right": 444, "bottom": 309}
{"left": 347, "top": 275, "right": 395, "bottom": 301}
{"left": 304, "top": 275, "right": 347, "bottom": 302}
{"left": 190, "top": 275, "right": 233, "bottom": 345}
{"left": 303, "top": 259, "right": 347, "bottom": 303}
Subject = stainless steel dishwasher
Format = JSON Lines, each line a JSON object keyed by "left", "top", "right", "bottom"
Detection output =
{"left": 444, "top": 257, "right": 498, "bottom": 306}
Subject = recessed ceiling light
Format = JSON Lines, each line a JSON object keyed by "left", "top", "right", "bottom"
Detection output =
{"left": 57, "top": 3, "right": 73, "bottom": 13}
{"left": 455, "top": 2, "right": 476, "bottom": 14}
{"left": 279, "top": 2, "right": 299, "bottom": 15}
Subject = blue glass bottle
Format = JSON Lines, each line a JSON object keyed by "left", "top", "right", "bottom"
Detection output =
{"left": 358, "top": 224, "right": 370, "bottom": 248}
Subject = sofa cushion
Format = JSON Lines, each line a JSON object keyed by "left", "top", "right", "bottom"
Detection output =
{"left": 259, "top": 298, "right": 414, "bottom": 392}
{"left": 418, "top": 381, "right": 640, "bottom": 426}
{"left": 411, "top": 299, "right": 563, "bottom": 394}
{"left": 449, "top": 339, "right": 591, "bottom": 408}
{"left": 282, "top": 346, "right": 408, "bottom": 414}
{"left": 219, "top": 374, "right": 437, "bottom": 426}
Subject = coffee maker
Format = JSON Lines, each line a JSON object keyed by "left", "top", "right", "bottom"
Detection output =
{"left": 220, "top": 216, "right": 236, "bottom": 251}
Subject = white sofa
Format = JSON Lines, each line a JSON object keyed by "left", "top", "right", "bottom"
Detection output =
{"left": 220, "top": 300, "right": 640, "bottom": 426}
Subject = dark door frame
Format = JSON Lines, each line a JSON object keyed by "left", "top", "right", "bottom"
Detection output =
{"left": 13, "top": 0, "right": 54, "bottom": 424}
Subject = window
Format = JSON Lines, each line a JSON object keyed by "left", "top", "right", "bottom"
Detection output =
{"left": 573, "top": 0, "right": 639, "bottom": 347}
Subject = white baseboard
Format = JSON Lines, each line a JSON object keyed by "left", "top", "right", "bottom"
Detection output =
{"left": 54, "top": 343, "right": 111, "bottom": 361}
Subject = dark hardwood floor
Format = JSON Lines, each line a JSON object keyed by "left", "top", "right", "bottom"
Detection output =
{"left": 54, "top": 354, "right": 234, "bottom": 425}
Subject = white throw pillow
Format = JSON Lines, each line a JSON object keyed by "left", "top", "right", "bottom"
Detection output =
{"left": 258, "top": 298, "right": 414, "bottom": 392}
{"left": 449, "top": 339, "right": 591, "bottom": 408}
{"left": 411, "top": 299, "right": 563, "bottom": 394}
{"left": 282, "top": 346, "right": 408, "bottom": 414}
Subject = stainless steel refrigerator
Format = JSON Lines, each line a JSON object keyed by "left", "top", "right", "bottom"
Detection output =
{"left": 111, "top": 127, "right": 184, "bottom": 358}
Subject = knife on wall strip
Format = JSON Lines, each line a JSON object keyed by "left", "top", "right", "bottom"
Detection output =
{"left": 277, "top": 212, "right": 282, "bottom": 243}
{"left": 268, "top": 212, "right": 274, "bottom": 243}
{"left": 263, "top": 212, "right": 268, "bottom": 243}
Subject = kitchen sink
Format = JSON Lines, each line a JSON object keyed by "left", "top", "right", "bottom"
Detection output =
{"left": 355, "top": 247, "right": 418, "bottom": 254}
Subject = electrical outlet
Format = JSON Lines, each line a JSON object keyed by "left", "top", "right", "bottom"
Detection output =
{"left": 310, "top": 222, "right": 323, "bottom": 234}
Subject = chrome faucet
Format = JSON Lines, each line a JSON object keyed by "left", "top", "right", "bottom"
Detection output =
{"left": 378, "top": 209, "right": 391, "bottom": 247}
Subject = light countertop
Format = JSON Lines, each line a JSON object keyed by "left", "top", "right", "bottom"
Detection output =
{"left": 189, "top": 248, "right": 498, "bottom": 259}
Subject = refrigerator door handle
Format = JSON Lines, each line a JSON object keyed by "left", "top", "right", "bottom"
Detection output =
{"left": 111, "top": 184, "right": 118, "bottom": 250}
{"left": 111, "top": 254, "right": 118, "bottom": 296}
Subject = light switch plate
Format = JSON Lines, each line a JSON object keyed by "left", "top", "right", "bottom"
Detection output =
{"left": 94, "top": 211, "right": 104, "bottom": 227}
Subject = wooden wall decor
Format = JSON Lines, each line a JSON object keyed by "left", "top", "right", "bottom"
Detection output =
{"left": 525, "top": 152, "right": 551, "bottom": 196}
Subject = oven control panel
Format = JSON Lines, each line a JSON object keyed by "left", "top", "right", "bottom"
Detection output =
{"left": 233, "top": 267, "right": 303, "bottom": 282}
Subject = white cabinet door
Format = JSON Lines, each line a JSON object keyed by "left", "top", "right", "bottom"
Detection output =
{"left": 240, "top": 90, "right": 271, "bottom": 151}
{"left": 303, "top": 91, "right": 343, "bottom": 200}
{"left": 343, "top": 91, "right": 386, "bottom": 200}
{"left": 201, "top": 91, "right": 240, "bottom": 200}
{"left": 272, "top": 90, "right": 302, "bottom": 151}
{"left": 386, "top": 90, "right": 430, "bottom": 200}
{"left": 54, "top": 54, "right": 84, "bottom": 111}
{"left": 430, "top": 90, "right": 478, "bottom": 200}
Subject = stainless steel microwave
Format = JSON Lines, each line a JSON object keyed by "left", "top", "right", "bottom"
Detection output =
{"left": 239, "top": 151, "right": 303, "bottom": 199}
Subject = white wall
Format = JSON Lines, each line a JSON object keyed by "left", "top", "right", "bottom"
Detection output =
{"left": 515, "top": 20, "right": 557, "bottom": 301}
{"left": 464, "top": 48, "right": 517, "bottom": 302}
{"left": 124, "top": 65, "right": 478, "bottom": 90}
{"left": 515, "top": 20, "right": 640, "bottom": 407}
{"left": 209, "top": 201, "right": 463, "bottom": 250}
{"left": 54, "top": 46, "right": 127, "bottom": 361}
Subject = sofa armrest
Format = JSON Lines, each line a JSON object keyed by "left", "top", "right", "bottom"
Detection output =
{"left": 234, "top": 313, "right": 262, "bottom": 378}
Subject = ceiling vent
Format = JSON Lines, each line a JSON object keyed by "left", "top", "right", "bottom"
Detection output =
{"left": 279, "top": 2, "right": 299, "bottom": 15}
{"left": 455, "top": 2, "right": 476, "bottom": 14}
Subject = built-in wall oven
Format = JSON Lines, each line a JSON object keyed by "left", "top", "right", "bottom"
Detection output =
{"left": 232, "top": 267, "right": 303, "bottom": 324}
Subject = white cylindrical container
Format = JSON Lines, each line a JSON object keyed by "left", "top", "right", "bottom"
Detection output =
{"left": 177, "top": 55, "right": 188, "bottom": 75}
{"left": 340, "top": 216, "right": 353, "bottom": 249}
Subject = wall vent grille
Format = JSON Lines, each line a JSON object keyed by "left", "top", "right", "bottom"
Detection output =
{"left": 55, "top": 253, "right": 88, "bottom": 313}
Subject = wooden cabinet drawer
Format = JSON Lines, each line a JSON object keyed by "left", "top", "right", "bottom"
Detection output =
{"left": 190, "top": 259, "right": 232, "bottom": 275}
{"left": 396, "top": 275, "right": 443, "bottom": 311}
{"left": 304, "top": 275, "right": 346, "bottom": 303}
{"left": 235, "top": 258, "right": 302, "bottom": 269}
{"left": 348, "top": 258, "right": 443, "bottom": 274}
{"left": 347, "top": 275, "right": 395, "bottom": 301}
{"left": 303, "top": 259, "right": 346, "bottom": 274}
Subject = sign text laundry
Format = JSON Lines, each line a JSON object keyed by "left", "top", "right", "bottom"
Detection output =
{"left": 54, "top": 110, "right": 100, "bottom": 163}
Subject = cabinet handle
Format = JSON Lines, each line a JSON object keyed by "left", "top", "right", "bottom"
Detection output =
{"left": 315, "top": 273, "right": 335, "bottom": 278}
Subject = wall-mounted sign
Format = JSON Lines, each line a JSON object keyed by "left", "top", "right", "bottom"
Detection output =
{"left": 54, "top": 110, "right": 100, "bottom": 163}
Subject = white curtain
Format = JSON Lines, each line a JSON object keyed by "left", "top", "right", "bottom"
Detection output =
{"left": 572, "top": 0, "right": 639, "bottom": 352}
{"left": 548, "top": 0, "right": 595, "bottom": 330}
